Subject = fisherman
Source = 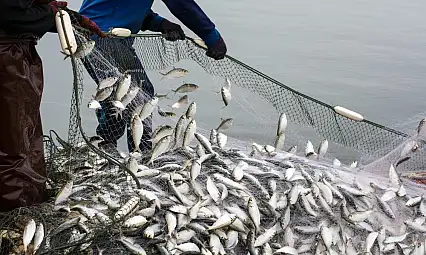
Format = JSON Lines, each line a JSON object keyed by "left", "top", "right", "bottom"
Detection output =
{"left": 79, "top": 0, "right": 228, "bottom": 153}
{"left": 0, "top": 0, "right": 105, "bottom": 212}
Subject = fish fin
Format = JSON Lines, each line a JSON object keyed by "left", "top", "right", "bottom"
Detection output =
{"left": 220, "top": 105, "right": 227, "bottom": 110}
{"left": 395, "top": 157, "right": 411, "bottom": 168}
{"left": 306, "top": 152, "right": 315, "bottom": 158}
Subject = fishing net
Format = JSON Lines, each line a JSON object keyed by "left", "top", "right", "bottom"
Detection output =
{"left": 64, "top": 30, "right": 426, "bottom": 175}
{"left": 3, "top": 11, "right": 426, "bottom": 255}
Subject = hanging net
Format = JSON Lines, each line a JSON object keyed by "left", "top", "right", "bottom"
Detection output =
{"left": 2, "top": 12, "right": 426, "bottom": 255}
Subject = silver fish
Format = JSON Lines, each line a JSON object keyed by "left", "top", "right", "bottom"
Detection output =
{"left": 317, "top": 139, "right": 328, "bottom": 158}
{"left": 149, "top": 135, "right": 172, "bottom": 165}
{"left": 417, "top": 118, "right": 426, "bottom": 137}
{"left": 277, "top": 113, "right": 287, "bottom": 136}
{"left": 274, "top": 133, "right": 285, "bottom": 151}
{"left": 120, "top": 236, "right": 147, "bottom": 255}
{"left": 194, "top": 133, "right": 214, "bottom": 154}
{"left": 152, "top": 125, "right": 174, "bottom": 145}
{"left": 33, "top": 223, "right": 44, "bottom": 254}
{"left": 172, "top": 83, "right": 199, "bottom": 93}
{"left": 63, "top": 40, "right": 95, "bottom": 60}
{"left": 55, "top": 180, "right": 73, "bottom": 205}
{"left": 23, "top": 219, "right": 36, "bottom": 253}
{"left": 121, "top": 86, "right": 140, "bottom": 108}
{"left": 217, "top": 118, "right": 233, "bottom": 131}
{"left": 173, "top": 115, "right": 187, "bottom": 147}
{"left": 88, "top": 99, "right": 101, "bottom": 109}
{"left": 131, "top": 113, "right": 144, "bottom": 152}
{"left": 157, "top": 107, "right": 176, "bottom": 118}
{"left": 93, "top": 86, "right": 113, "bottom": 101}
{"left": 172, "top": 95, "right": 189, "bottom": 109}
{"left": 140, "top": 97, "right": 159, "bottom": 120}
{"left": 159, "top": 67, "right": 188, "bottom": 80}
{"left": 183, "top": 119, "right": 197, "bottom": 147}
{"left": 220, "top": 86, "right": 232, "bottom": 107}
{"left": 185, "top": 102, "right": 197, "bottom": 120}
{"left": 217, "top": 132, "right": 228, "bottom": 149}
{"left": 114, "top": 74, "right": 131, "bottom": 102}
{"left": 305, "top": 140, "right": 316, "bottom": 157}
{"left": 98, "top": 76, "right": 119, "bottom": 90}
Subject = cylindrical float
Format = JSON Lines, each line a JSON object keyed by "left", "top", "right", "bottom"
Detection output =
{"left": 55, "top": 9, "right": 77, "bottom": 56}
{"left": 333, "top": 106, "right": 364, "bottom": 121}
{"left": 193, "top": 38, "right": 207, "bottom": 49}
{"left": 110, "top": 28, "right": 131, "bottom": 37}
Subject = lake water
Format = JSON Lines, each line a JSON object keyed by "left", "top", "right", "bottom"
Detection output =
{"left": 37, "top": 0, "right": 426, "bottom": 164}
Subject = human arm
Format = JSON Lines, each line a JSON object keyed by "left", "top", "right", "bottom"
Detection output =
{"left": 161, "top": 0, "right": 218, "bottom": 46}
{"left": 0, "top": 0, "right": 62, "bottom": 37}
{"left": 158, "top": 0, "right": 227, "bottom": 59}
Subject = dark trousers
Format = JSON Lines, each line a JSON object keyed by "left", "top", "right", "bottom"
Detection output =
{"left": 82, "top": 37, "right": 154, "bottom": 152}
{"left": 0, "top": 40, "right": 46, "bottom": 212}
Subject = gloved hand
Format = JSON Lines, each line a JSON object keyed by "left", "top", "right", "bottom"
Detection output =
{"left": 206, "top": 35, "right": 227, "bottom": 60}
{"left": 47, "top": 1, "right": 68, "bottom": 13}
{"left": 66, "top": 9, "right": 107, "bottom": 38}
{"left": 158, "top": 19, "right": 185, "bottom": 41}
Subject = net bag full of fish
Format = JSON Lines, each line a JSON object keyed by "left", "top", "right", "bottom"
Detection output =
{"left": 4, "top": 113, "right": 426, "bottom": 255}
{"left": 7, "top": 29, "right": 426, "bottom": 254}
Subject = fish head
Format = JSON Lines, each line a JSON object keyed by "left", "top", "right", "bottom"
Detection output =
{"left": 150, "top": 97, "right": 159, "bottom": 105}
{"left": 412, "top": 142, "right": 419, "bottom": 152}
{"left": 247, "top": 196, "right": 253, "bottom": 205}
{"left": 88, "top": 100, "right": 101, "bottom": 109}
{"left": 131, "top": 112, "right": 139, "bottom": 119}
{"left": 123, "top": 74, "right": 131, "bottom": 82}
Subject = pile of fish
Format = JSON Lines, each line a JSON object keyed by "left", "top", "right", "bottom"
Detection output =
{"left": 4, "top": 102, "right": 426, "bottom": 254}
{"left": 4, "top": 39, "right": 426, "bottom": 254}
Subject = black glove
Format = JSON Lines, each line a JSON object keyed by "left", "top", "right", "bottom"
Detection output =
{"left": 206, "top": 35, "right": 227, "bottom": 60}
{"left": 158, "top": 19, "right": 185, "bottom": 41}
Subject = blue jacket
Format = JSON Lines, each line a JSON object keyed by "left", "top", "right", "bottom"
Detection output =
{"left": 79, "top": 0, "right": 220, "bottom": 47}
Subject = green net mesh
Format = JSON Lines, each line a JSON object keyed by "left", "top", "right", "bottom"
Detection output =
{"left": 2, "top": 13, "right": 426, "bottom": 255}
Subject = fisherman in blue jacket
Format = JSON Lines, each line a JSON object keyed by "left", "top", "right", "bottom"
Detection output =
{"left": 79, "top": 0, "right": 227, "bottom": 153}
